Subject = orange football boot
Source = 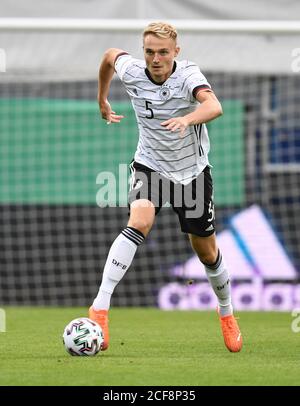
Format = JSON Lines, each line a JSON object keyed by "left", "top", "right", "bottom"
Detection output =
{"left": 89, "top": 307, "right": 109, "bottom": 351}
{"left": 219, "top": 313, "right": 243, "bottom": 353}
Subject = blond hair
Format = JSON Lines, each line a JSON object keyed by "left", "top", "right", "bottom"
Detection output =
{"left": 143, "top": 22, "right": 177, "bottom": 42}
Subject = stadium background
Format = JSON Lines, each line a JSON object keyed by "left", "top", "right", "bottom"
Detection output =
{"left": 0, "top": 0, "right": 299, "bottom": 308}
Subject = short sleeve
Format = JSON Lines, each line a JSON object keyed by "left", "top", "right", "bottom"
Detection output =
{"left": 184, "top": 64, "right": 212, "bottom": 100}
{"left": 114, "top": 53, "right": 134, "bottom": 81}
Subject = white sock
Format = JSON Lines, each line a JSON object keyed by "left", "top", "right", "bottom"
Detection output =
{"left": 204, "top": 251, "right": 233, "bottom": 317}
{"left": 93, "top": 227, "right": 144, "bottom": 310}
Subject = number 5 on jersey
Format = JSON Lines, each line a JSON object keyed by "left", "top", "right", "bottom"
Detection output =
{"left": 145, "top": 101, "right": 154, "bottom": 119}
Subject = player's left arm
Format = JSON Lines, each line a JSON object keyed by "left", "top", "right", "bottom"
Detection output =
{"left": 161, "top": 90, "right": 223, "bottom": 136}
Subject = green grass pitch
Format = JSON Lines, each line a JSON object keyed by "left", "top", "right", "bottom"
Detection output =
{"left": 0, "top": 307, "right": 299, "bottom": 386}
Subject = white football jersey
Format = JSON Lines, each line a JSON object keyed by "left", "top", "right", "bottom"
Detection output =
{"left": 115, "top": 53, "right": 212, "bottom": 185}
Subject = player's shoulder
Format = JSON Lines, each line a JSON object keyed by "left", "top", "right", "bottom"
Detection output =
{"left": 176, "top": 60, "right": 202, "bottom": 77}
{"left": 115, "top": 53, "right": 145, "bottom": 69}
{"left": 177, "top": 59, "right": 200, "bottom": 70}
{"left": 115, "top": 53, "right": 146, "bottom": 80}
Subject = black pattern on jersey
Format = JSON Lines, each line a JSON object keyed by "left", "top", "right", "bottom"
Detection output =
{"left": 156, "top": 152, "right": 196, "bottom": 163}
{"left": 194, "top": 124, "right": 203, "bottom": 156}
{"left": 143, "top": 132, "right": 193, "bottom": 141}
{"left": 144, "top": 141, "right": 195, "bottom": 152}
{"left": 168, "top": 163, "right": 198, "bottom": 173}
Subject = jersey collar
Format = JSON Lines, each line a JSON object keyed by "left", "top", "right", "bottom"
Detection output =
{"left": 145, "top": 61, "right": 177, "bottom": 85}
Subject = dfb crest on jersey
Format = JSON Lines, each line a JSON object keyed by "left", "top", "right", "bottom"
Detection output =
{"left": 159, "top": 86, "right": 171, "bottom": 100}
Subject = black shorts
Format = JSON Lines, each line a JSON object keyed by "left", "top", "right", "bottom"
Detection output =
{"left": 128, "top": 161, "right": 215, "bottom": 237}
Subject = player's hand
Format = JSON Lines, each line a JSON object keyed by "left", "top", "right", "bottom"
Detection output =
{"left": 99, "top": 100, "right": 124, "bottom": 124}
{"left": 161, "top": 117, "right": 189, "bottom": 137}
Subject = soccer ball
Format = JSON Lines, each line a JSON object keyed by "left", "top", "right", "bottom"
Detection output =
{"left": 62, "top": 317, "right": 104, "bottom": 356}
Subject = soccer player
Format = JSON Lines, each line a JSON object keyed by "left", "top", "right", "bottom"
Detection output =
{"left": 89, "top": 22, "right": 242, "bottom": 353}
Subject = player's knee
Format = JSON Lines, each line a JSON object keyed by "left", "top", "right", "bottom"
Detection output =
{"left": 128, "top": 201, "right": 155, "bottom": 236}
{"left": 199, "top": 251, "right": 218, "bottom": 266}
{"left": 190, "top": 241, "right": 218, "bottom": 265}
{"left": 189, "top": 234, "right": 218, "bottom": 266}
{"left": 127, "top": 219, "right": 153, "bottom": 237}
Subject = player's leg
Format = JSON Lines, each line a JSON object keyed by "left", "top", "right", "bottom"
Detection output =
{"left": 89, "top": 161, "right": 160, "bottom": 350}
{"left": 92, "top": 200, "right": 155, "bottom": 310}
{"left": 189, "top": 232, "right": 242, "bottom": 352}
{"left": 89, "top": 200, "right": 155, "bottom": 350}
{"left": 189, "top": 233, "right": 232, "bottom": 316}
{"left": 180, "top": 166, "right": 232, "bottom": 315}
{"left": 127, "top": 199, "right": 156, "bottom": 236}
{"left": 173, "top": 166, "right": 242, "bottom": 352}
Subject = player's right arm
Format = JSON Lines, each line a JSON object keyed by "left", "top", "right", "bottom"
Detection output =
{"left": 98, "top": 48, "right": 126, "bottom": 123}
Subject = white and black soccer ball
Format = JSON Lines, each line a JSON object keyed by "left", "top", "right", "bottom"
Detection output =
{"left": 63, "top": 317, "right": 104, "bottom": 356}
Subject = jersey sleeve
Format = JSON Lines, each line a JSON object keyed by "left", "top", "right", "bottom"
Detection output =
{"left": 114, "top": 53, "right": 134, "bottom": 81}
{"left": 183, "top": 64, "right": 212, "bottom": 101}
